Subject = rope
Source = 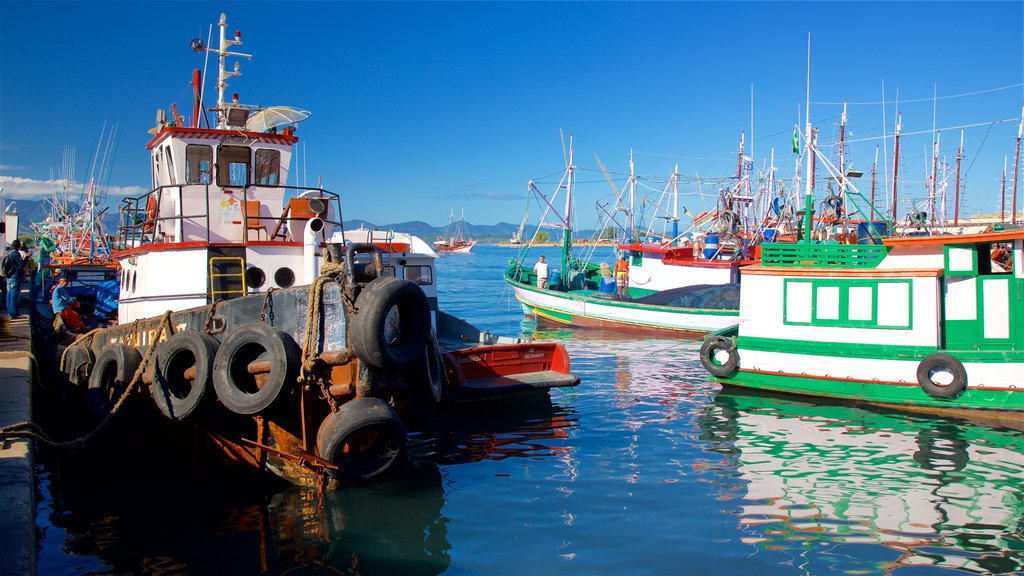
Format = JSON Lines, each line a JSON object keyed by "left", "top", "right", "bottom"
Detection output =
{"left": 299, "top": 260, "right": 346, "bottom": 410}
{"left": 0, "top": 311, "right": 175, "bottom": 450}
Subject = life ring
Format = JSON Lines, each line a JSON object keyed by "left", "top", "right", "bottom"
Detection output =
{"left": 61, "top": 345, "right": 94, "bottom": 387}
{"left": 700, "top": 335, "right": 739, "bottom": 377}
{"left": 316, "top": 397, "right": 407, "bottom": 483}
{"left": 87, "top": 344, "right": 143, "bottom": 421}
{"left": 143, "top": 195, "right": 158, "bottom": 233}
{"left": 916, "top": 353, "right": 967, "bottom": 398}
{"left": 212, "top": 323, "right": 300, "bottom": 415}
{"left": 350, "top": 277, "right": 430, "bottom": 370}
{"left": 152, "top": 330, "right": 219, "bottom": 420}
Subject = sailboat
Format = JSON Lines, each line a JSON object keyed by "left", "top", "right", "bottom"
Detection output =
{"left": 433, "top": 209, "right": 476, "bottom": 254}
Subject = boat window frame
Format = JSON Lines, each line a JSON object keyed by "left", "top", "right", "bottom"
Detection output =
{"left": 253, "top": 149, "right": 281, "bottom": 185}
{"left": 185, "top": 144, "right": 214, "bottom": 184}
{"left": 217, "top": 145, "right": 251, "bottom": 187}
{"left": 403, "top": 265, "right": 433, "bottom": 285}
{"left": 163, "top": 146, "right": 177, "bottom": 185}
{"left": 783, "top": 277, "right": 913, "bottom": 330}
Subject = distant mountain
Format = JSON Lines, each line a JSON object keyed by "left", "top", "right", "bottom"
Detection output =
{"left": 9, "top": 198, "right": 594, "bottom": 246}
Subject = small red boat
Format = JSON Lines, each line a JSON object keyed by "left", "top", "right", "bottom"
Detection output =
{"left": 442, "top": 342, "right": 579, "bottom": 402}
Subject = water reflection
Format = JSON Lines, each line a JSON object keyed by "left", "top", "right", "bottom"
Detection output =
{"left": 699, "top": 389, "right": 1024, "bottom": 575}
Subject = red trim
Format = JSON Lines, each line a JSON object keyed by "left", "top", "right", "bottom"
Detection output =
{"left": 114, "top": 240, "right": 304, "bottom": 258}
{"left": 618, "top": 242, "right": 672, "bottom": 254}
{"left": 883, "top": 229, "right": 1024, "bottom": 247}
{"left": 146, "top": 126, "right": 298, "bottom": 150}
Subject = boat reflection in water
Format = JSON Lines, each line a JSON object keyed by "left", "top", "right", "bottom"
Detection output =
{"left": 699, "top": 390, "right": 1024, "bottom": 575}
{"left": 38, "top": 394, "right": 577, "bottom": 575}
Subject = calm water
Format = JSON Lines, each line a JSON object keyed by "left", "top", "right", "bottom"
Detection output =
{"left": 35, "top": 245, "right": 1024, "bottom": 575}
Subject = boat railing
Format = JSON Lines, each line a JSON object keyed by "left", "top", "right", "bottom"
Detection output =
{"left": 116, "top": 184, "right": 344, "bottom": 249}
{"left": 760, "top": 242, "right": 888, "bottom": 268}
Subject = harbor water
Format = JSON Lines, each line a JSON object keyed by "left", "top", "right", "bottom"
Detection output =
{"left": 35, "top": 245, "right": 1024, "bottom": 575}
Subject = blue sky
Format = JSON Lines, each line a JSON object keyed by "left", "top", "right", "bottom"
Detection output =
{"left": 2, "top": 1, "right": 1023, "bottom": 227}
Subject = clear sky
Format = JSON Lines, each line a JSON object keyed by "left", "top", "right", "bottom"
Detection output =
{"left": 2, "top": 1, "right": 1023, "bottom": 228}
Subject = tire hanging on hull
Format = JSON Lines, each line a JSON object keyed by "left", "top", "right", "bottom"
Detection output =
{"left": 87, "top": 344, "right": 143, "bottom": 421}
{"left": 153, "top": 330, "right": 220, "bottom": 420}
{"left": 316, "top": 397, "right": 407, "bottom": 483}
{"left": 213, "top": 323, "right": 300, "bottom": 415}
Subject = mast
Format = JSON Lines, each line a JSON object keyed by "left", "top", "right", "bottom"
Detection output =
{"left": 930, "top": 130, "right": 940, "bottom": 228}
{"left": 802, "top": 34, "right": 813, "bottom": 245}
{"left": 1013, "top": 103, "right": 1023, "bottom": 224}
{"left": 1001, "top": 157, "right": 1007, "bottom": 222}
{"left": 671, "top": 163, "right": 679, "bottom": 243}
{"left": 953, "top": 129, "right": 963, "bottom": 226}
{"left": 628, "top": 149, "right": 635, "bottom": 239}
{"left": 215, "top": 13, "right": 251, "bottom": 129}
{"left": 870, "top": 146, "right": 878, "bottom": 221}
{"left": 838, "top": 101, "right": 847, "bottom": 200}
{"left": 561, "top": 138, "right": 575, "bottom": 289}
{"left": 891, "top": 113, "right": 902, "bottom": 223}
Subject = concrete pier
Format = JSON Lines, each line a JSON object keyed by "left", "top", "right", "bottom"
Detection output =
{"left": 0, "top": 314, "right": 36, "bottom": 576}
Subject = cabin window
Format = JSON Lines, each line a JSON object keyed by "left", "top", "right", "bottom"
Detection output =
{"left": 164, "top": 147, "right": 177, "bottom": 185}
{"left": 217, "top": 145, "right": 250, "bottom": 187}
{"left": 783, "top": 278, "right": 912, "bottom": 330}
{"left": 186, "top": 145, "right": 213, "bottom": 184}
{"left": 254, "top": 149, "right": 281, "bottom": 185}
{"left": 984, "top": 242, "right": 1013, "bottom": 275}
{"left": 153, "top": 155, "right": 161, "bottom": 189}
{"left": 382, "top": 266, "right": 396, "bottom": 278}
{"left": 404, "top": 265, "right": 433, "bottom": 285}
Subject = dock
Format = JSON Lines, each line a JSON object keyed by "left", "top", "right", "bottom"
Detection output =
{"left": 0, "top": 314, "right": 36, "bottom": 576}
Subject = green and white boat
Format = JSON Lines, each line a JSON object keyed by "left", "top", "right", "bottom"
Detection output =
{"left": 504, "top": 138, "right": 743, "bottom": 336}
{"left": 701, "top": 123, "right": 1023, "bottom": 423}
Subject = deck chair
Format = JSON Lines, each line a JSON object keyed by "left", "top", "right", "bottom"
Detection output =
{"left": 271, "top": 197, "right": 328, "bottom": 240}
{"left": 244, "top": 200, "right": 269, "bottom": 241}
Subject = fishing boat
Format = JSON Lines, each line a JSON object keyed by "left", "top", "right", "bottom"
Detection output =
{"left": 33, "top": 137, "right": 121, "bottom": 317}
{"left": 57, "top": 13, "right": 578, "bottom": 488}
{"left": 433, "top": 208, "right": 475, "bottom": 254}
{"left": 503, "top": 138, "right": 743, "bottom": 336}
{"left": 700, "top": 119, "right": 1024, "bottom": 423}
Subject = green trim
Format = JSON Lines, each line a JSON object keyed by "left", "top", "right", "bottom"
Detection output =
{"left": 762, "top": 242, "right": 887, "bottom": 268}
{"left": 737, "top": 334, "right": 1024, "bottom": 363}
{"left": 944, "top": 244, "right": 978, "bottom": 276}
{"left": 715, "top": 370, "right": 1022, "bottom": 412}
{"left": 783, "top": 278, "right": 912, "bottom": 330}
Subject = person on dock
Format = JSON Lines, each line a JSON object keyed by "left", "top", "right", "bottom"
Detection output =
{"left": 534, "top": 255, "right": 549, "bottom": 289}
{"left": 2, "top": 240, "right": 25, "bottom": 317}
{"left": 615, "top": 254, "right": 630, "bottom": 300}
{"left": 52, "top": 275, "right": 86, "bottom": 333}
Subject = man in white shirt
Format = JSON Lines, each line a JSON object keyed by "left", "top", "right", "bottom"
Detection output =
{"left": 533, "top": 255, "right": 549, "bottom": 289}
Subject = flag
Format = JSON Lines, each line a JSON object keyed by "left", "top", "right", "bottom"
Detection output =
{"left": 791, "top": 131, "right": 800, "bottom": 154}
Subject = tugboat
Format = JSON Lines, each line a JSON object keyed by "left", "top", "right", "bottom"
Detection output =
{"left": 59, "top": 14, "right": 578, "bottom": 487}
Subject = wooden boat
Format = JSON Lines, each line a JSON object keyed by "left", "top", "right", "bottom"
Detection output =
{"left": 504, "top": 139, "right": 745, "bottom": 336}
{"left": 433, "top": 208, "right": 475, "bottom": 253}
{"left": 701, "top": 120, "right": 1023, "bottom": 423}
{"left": 57, "top": 13, "right": 578, "bottom": 488}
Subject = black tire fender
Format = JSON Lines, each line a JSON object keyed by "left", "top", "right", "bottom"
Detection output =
{"left": 700, "top": 335, "right": 739, "bottom": 378}
{"left": 916, "top": 353, "right": 968, "bottom": 398}
{"left": 153, "top": 330, "right": 219, "bottom": 420}
{"left": 317, "top": 397, "right": 407, "bottom": 482}
{"left": 87, "top": 344, "right": 143, "bottom": 420}
{"left": 350, "top": 277, "right": 430, "bottom": 370}
{"left": 423, "top": 330, "right": 444, "bottom": 403}
{"left": 213, "top": 324, "right": 300, "bottom": 415}
{"left": 62, "top": 345, "right": 94, "bottom": 387}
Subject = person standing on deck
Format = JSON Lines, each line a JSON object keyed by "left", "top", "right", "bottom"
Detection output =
{"left": 534, "top": 255, "right": 549, "bottom": 289}
{"left": 615, "top": 254, "right": 630, "bottom": 300}
{"left": 3, "top": 240, "right": 25, "bottom": 317}
{"left": 52, "top": 275, "right": 86, "bottom": 333}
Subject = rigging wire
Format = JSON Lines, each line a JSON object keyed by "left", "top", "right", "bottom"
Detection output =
{"left": 811, "top": 82, "right": 1024, "bottom": 105}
